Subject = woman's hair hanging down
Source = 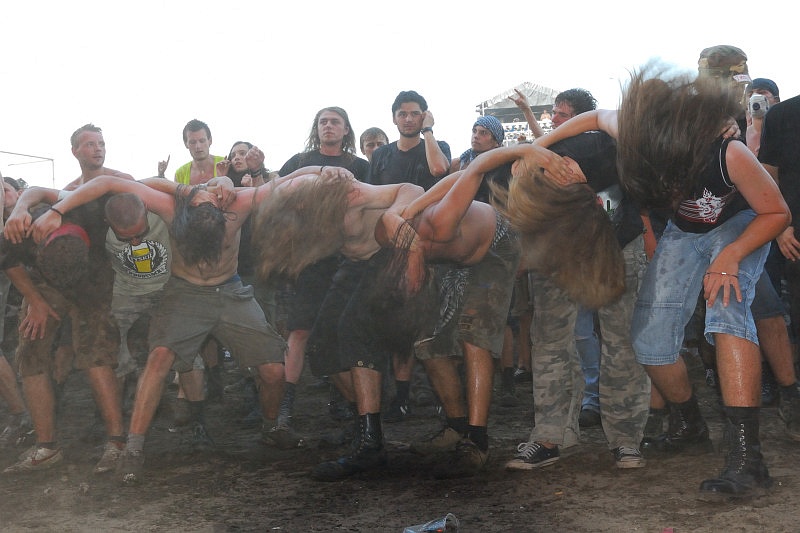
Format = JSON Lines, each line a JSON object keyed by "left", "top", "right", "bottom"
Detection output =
{"left": 252, "top": 174, "right": 352, "bottom": 281}
{"left": 492, "top": 173, "right": 625, "bottom": 310}
{"left": 616, "top": 60, "right": 742, "bottom": 209}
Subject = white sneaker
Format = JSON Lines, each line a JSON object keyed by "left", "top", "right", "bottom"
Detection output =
{"left": 3, "top": 445, "right": 63, "bottom": 473}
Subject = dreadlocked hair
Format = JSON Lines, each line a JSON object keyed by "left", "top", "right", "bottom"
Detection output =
{"left": 252, "top": 174, "right": 351, "bottom": 281}
{"left": 492, "top": 172, "right": 625, "bottom": 310}
{"left": 616, "top": 60, "right": 741, "bottom": 210}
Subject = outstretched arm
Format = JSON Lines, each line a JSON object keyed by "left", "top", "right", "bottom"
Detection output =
{"left": 31, "top": 177, "right": 176, "bottom": 243}
{"left": 534, "top": 110, "right": 619, "bottom": 149}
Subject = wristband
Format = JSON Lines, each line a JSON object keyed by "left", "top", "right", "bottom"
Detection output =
{"left": 421, "top": 127, "right": 433, "bottom": 135}
{"left": 250, "top": 167, "right": 263, "bottom": 178}
{"left": 49, "top": 205, "right": 65, "bottom": 217}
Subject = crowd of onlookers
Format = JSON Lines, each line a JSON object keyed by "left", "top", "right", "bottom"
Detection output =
{"left": 0, "top": 44, "right": 798, "bottom": 505}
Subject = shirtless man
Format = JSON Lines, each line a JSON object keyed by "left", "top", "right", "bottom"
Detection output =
{"left": 253, "top": 146, "right": 566, "bottom": 480}
{"left": 28, "top": 165, "right": 349, "bottom": 483}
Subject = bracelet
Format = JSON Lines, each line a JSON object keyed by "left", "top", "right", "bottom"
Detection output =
{"left": 49, "top": 205, "right": 64, "bottom": 217}
{"left": 704, "top": 271, "right": 738, "bottom": 278}
{"left": 421, "top": 127, "right": 433, "bottom": 135}
{"left": 250, "top": 167, "right": 263, "bottom": 178}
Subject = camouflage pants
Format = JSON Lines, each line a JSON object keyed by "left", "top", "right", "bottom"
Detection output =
{"left": 529, "top": 236, "right": 650, "bottom": 449}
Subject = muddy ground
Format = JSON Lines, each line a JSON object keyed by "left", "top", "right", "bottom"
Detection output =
{"left": 1, "top": 339, "right": 799, "bottom": 532}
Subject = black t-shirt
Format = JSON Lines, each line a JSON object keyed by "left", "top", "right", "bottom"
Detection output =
{"left": 474, "top": 162, "right": 513, "bottom": 205}
{"left": 367, "top": 140, "right": 452, "bottom": 191}
{"left": 278, "top": 151, "right": 370, "bottom": 182}
{"left": 549, "top": 131, "right": 644, "bottom": 247}
{"left": 673, "top": 138, "right": 748, "bottom": 234}
{"left": 760, "top": 95, "right": 800, "bottom": 230}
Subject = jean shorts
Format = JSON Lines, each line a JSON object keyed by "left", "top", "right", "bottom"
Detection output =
{"left": 632, "top": 210, "right": 768, "bottom": 366}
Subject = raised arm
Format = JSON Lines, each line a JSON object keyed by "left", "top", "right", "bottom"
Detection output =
{"left": 509, "top": 89, "right": 546, "bottom": 139}
{"left": 421, "top": 111, "right": 451, "bottom": 178}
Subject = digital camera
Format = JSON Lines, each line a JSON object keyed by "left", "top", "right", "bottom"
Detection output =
{"left": 749, "top": 93, "right": 770, "bottom": 119}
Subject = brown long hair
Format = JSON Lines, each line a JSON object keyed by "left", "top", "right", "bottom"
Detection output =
{"left": 252, "top": 175, "right": 351, "bottom": 280}
{"left": 493, "top": 173, "right": 625, "bottom": 309}
{"left": 616, "top": 61, "right": 741, "bottom": 209}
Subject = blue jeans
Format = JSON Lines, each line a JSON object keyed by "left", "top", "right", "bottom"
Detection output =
{"left": 575, "top": 307, "right": 600, "bottom": 412}
{"left": 633, "top": 210, "right": 768, "bottom": 366}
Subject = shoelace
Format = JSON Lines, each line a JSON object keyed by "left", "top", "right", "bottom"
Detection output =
{"left": 515, "top": 441, "right": 544, "bottom": 459}
{"left": 616, "top": 446, "right": 641, "bottom": 457}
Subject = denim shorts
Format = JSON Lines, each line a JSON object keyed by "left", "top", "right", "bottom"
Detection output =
{"left": 632, "top": 210, "right": 768, "bottom": 366}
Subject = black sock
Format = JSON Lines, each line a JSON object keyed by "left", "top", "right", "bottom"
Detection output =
{"left": 502, "top": 367, "right": 515, "bottom": 388}
{"left": 467, "top": 425, "right": 489, "bottom": 452}
{"left": 395, "top": 380, "right": 410, "bottom": 403}
{"left": 781, "top": 382, "right": 800, "bottom": 398}
{"left": 189, "top": 400, "right": 206, "bottom": 424}
{"left": 446, "top": 416, "right": 468, "bottom": 436}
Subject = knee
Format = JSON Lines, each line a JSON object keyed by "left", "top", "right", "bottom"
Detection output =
{"left": 257, "top": 362, "right": 284, "bottom": 386}
{"left": 145, "top": 347, "right": 175, "bottom": 374}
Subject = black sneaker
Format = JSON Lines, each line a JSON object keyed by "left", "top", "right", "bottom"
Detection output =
{"left": 262, "top": 424, "right": 305, "bottom": 450}
{"left": 0, "top": 413, "right": 32, "bottom": 448}
{"left": 613, "top": 446, "right": 646, "bottom": 469}
{"left": 191, "top": 422, "right": 216, "bottom": 452}
{"left": 384, "top": 397, "right": 411, "bottom": 423}
{"left": 118, "top": 449, "right": 145, "bottom": 485}
{"left": 505, "top": 441, "right": 560, "bottom": 470}
{"left": 513, "top": 368, "right": 533, "bottom": 384}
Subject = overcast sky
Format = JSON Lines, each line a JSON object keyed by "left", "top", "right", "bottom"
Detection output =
{"left": 1, "top": 0, "right": 794, "bottom": 188}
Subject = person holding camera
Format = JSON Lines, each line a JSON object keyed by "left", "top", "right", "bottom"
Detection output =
{"left": 745, "top": 78, "right": 780, "bottom": 157}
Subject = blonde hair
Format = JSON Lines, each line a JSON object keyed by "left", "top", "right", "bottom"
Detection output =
{"left": 494, "top": 172, "right": 625, "bottom": 309}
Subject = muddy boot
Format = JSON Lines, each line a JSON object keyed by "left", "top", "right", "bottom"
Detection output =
{"left": 312, "top": 413, "right": 387, "bottom": 481}
{"left": 277, "top": 383, "right": 296, "bottom": 427}
{"left": 640, "top": 407, "right": 669, "bottom": 450}
{"left": 699, "top": 407, "right": 773, "bottom": 500}
{"left": 652, "top": 395, "right": 712, "bottom": 454}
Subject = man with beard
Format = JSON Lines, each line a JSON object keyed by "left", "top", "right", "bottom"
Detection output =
{"left": 367, "top": 90, "right": 451, "bottom": 422}
{"left": 28, "top": 165, "right": 348, "bottom": 483}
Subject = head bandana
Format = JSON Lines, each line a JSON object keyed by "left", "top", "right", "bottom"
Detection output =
{"left": 45, "top": 222, "right": 91, "bottom": 247}
{"left": 460, "top": 115, "right": 506, "bottom": 168}
{"left": 475, "top": 115, "right": 504, "bottom": 146}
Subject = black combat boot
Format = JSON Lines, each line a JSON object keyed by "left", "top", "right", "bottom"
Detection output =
{"left": 312, "top": 413, "right": 387, "bottom": 481}
{"left": 699, "top": 407, "right": 773, "bottom": 500}
{"left": 651, "top": 395, "right": 712, "bottom": 454}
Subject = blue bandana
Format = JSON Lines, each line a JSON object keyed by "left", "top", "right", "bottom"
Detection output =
{"left": 475, "top": 115, "right": 504, "bottom": 145}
